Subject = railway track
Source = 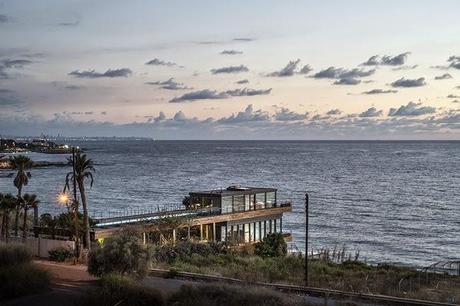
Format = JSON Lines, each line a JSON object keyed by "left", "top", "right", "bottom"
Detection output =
{"left": 150, "top": 268, "right": 458, "bottom": 306}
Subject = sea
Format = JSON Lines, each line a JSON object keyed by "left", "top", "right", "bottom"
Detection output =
{"left": 1, "top": 140, "right": 459, "bottom": 268}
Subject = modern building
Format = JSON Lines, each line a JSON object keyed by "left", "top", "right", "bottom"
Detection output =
{"left": 94, "top": 186, "right": 292, "bottom": 245}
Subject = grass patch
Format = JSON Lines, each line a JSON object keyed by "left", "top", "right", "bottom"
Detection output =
{"left": 0, "top": 243, "right": 32, "bottom": 267}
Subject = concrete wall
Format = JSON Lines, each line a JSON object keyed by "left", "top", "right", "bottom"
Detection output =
{"left": 9, "top": 237, "right": 75, "bottom": 258}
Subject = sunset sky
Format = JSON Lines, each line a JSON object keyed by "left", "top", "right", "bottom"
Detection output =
{"left": 1, "top": 0, "right": 459, "bottom": 139}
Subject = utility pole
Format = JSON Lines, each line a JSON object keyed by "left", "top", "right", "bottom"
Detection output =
{"left": 305, "top": 192, "right": 309, "bottom": 287}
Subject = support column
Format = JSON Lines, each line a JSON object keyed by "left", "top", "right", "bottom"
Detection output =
{"left": 187, "top": 226, "right": 191, "bottom": 240}
{"left": 200, "top": 224, "right": 203, "bottom": 241}
{"left": 142, "top": 232, "right": 146, "bottom": 245}
{"left": 212, "top": 223, "right": 216, "bottom": 242}
{"left": 172, "top": 229, "right": 176, "bottom": 244}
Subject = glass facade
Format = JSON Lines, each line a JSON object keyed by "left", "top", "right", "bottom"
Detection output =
{"left": 221, "top": 218, "right": 281, "bottom": 243}
{"left": 266, "top": 192, "right": 276, "bottom": 208}
{"left": 222, "top": 196, "right": 233, "bottom": 213}
{"left": 233, "top": 195, "right": 245, "bottom": 212}
{"left": 255, "top": 193, "right": 266, "bottom": 209}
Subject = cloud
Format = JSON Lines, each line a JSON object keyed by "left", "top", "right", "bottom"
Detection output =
{"left": 362, "top": 89, "right": 398, "bottom": 95}
{"left": 211, "top": 65, "right": 249, "bottom": 74}
{"left": 145, "top": 58, "right": 177, "bottom": 66}
{"left": 268, "top": 59, "right": 301, "bottom": 77}
{"left": 1, "top": 59, "right": 33, "bottom": 68}
{"left": 218, "top": 104, "right": 269, "bottom": 124}
{"left": 388, "top": 102, "right": 436, "bottom": 117}
{"left": 390, "top": 77, "right": 426, "bottom": 88}
{"left": 299, "top": 64, "right": 313, "bottom": 75}
{"left": 69, "top": 68, "right": 132, "bottom": 78}
{"left": 170, "top": 89, "right": 227, "bottom": 102}
{"left": 334, "top": 78, "right": 361, "bottom": 85}
{"left": 447, "top": 56, "right": 460, "bottom": 69}
{"left": 65, "top": 85, "right": 85, "bottom": 90}
{"left": 392, "top": 65, "right": 418, "bottom": 71}
{"left": 170, "top": 87, "right": 271, "bottom": 102}
{"left": 58, "top": 20, "right": 80, "bottom": 27}
{"left": 225, "top": 88, "right": 271, "bottom": 96}
{"left": 236, "top": 79, "right": 249, "bottom": 84}
{"left": 447, "top": 94, "right": 460, "bottom": 99}
{"left": 274, "top": 107, "right": 308, "bottom": 121}
{"left": 312, "top": 67, "right": 374, "bottom": 80}
{"left": 0, "top": 15, "right": 8, "bottom": 23}
{"left": 434, "top": 73, "right": 453, "bottom": 80}
{"left": 0, "top": 89, "right": 22, "bottom": 107}
{"left": 362, "top": 52, "right": 410, "bottom": 66}
{"left": 145, "top": 78, "right": 190, "bottom": 90}
{"left": 232, "top": 38, "right": 255, "bottom": 42}
{"left": 220, "top": 50, "right": 243, "bottom": 55}
{"left": 359, "top": 107, "right": 383, "bottom": 118}
{"left": 326, "top": 109, "right": 342, "bottom": 115}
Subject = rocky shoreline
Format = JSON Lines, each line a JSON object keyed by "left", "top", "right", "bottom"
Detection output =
{"left": 0, "top": 159, "right": 69, "bottom": 170}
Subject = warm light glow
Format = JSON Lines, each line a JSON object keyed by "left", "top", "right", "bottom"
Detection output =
{"left": 58, "top": 193, "right": 69, "bottom": 205}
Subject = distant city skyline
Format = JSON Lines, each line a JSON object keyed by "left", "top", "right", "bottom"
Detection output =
{"left": 1, "top": 0, "right": 459, "bottom": 139}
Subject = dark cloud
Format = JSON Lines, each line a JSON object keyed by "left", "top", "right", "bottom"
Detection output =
{"left": 333, "top": 78, "right": 361, "bottom": 85}
{"left": 1, "top": 59, "right": 33, "bottom": 68}
{"left": 64, "top": 85, "right": 85, "bottom": 90}
{"left": 268, "top": 59, "right": 301, "bottom": 77}
{"left": 232, "top": 38, "right": 255, "bottom": 42}
{"left": 236, "top": 79, "right": 249, "bottom": 84}
{"left": 447, "top": 94, "right": 459, "bottom": 99}
{"left": 326, "top": 109, "right": 342, "bottom": 115}
{"left": 0, "top": 89, "right": 22, "bottom": 107}
{"left": 392, "top": 65, "right": 418, "bottom": 71}
{"left": 299, "top": 64, "right": 313, "bottom": 75}
{"left": 69, "top": 111, "right": 94, "bottom": 115}
{"left": 218, "top": 104, "right": 269, "bottom": 124}
{"left": 0, "top": 15, "right": 8, "bottom": 23}
{"left": 274, "top": 107, "right": 308, "bottom": 121}
{"left": 390, "top": 77, "right": 426, "bottom": 88}
{"left": 434, "top": 73, "right": 453, "bottom": 80}
{"left": 362, "top": 89, "right": 398, "bottom": 95}
{"left": 101, "top": 111, "right": 107, "bottom": 115}
{"left": 388, "top": 102, "right": 436, "bottom": 117}
{"left": 145, "top": 78, "right": 190, "bottom": 90}
{"left": 211, "top": 65, "right": 249, "bottom": 74}
{"left": 0, "top": 66, "right": 8, "bottom": 79}
{"left": 220, "top": 50, "right": 243, "bottom": 55}
{"left": 225, "top": 88, "right": 271, "bottom": 96}
{"left": 170, "top": 89, "right": 228, "bottom": 103}
{"left": 359, "top": 107, "right": 383, "bottom": 118}
{"left": 313, "top": 67, "right": 374, "bottom": 80}
{"left": 145, "top": 58, "right": 177, "bottom": 66}
{"left": 68, "top": 68, "right": 132, "bottom": 78}
{"left": 58, "top": 20, "right": 80, "bottom": 27}
{"left": 362, "top": 52, "right": 410, "bottom": 66}
{"left": 170, "top": 87, "right": 271, "bottom": 102}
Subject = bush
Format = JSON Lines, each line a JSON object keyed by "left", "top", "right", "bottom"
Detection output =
{"left": 0, "top": 263, "right": 50, "bottom": 299}
{"left": 255, "top": 233, "right": 287, "bottom": 258}
{"left": 77, "top": 273, "right": 164, "bottom": 306}
{"left": 48, "top": 247, "right": 73, "bottom": 262}
{"left": 88, "top": 228, "right": 152, "bottom": 278}
{"left": 0, "top": 243, "right": 32, "bottom": 267}
{"left": 168, "top": 284, "right": 308, "bottom": 306}
{"left": 152, "top": 241, "right": 227, "bottom": 263}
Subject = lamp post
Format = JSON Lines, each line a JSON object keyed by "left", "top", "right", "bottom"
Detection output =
{"left": 305, "top": 192, "right": 309, "bottom": 287}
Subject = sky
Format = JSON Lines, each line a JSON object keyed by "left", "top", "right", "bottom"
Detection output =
{"left": 1, "top": 0, "right": 460, "bottom": 139}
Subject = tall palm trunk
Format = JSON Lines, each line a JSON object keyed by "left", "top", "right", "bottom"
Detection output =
{"left": 78, "top": 180, "right": 91, "bottom": 250}
{"left": 22, "top": 208, "right": 28, "bottom": 242}
{"left": 14, "top": 185, "right": 22, "bottom": 236}
{"left": 4, "top": 212, "right": 10, "bottom": 243}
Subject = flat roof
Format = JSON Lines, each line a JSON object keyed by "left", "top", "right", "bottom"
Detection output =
{"left": 190, "top": 187, "right": 277, "bottom": 197}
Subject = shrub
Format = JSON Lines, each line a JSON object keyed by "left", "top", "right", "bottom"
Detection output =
{"left": 0, "top": 263, "right": 50, "bottom": 299}
{"left": 254, "top": 233, "right": 287, "bottom": 258}
{"left": 152, "top": 241, "right": 227, "bottom": 263}
{"left": 48, "top": 247, "right": 73, "bottom": 262}
{"left": 0, "top": 243, "right": 32, "bottom": 267}
{"left": 88, "top": 228, "right": 152, "bottom": 278}
{"left": 77, "top": 273, "right": 164, "bottom": 306}
{"left": 168, "top": 284, "right": 308, "bottom": 306}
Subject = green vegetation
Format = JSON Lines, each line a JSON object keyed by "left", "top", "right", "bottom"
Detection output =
{"left": 0, "top": 244, "right": 50, "bottom": 299}
{"left": 0, "top": 193, "right": 17, "bottom": 242}
{"left": 151, "top": 242, "right": 460, "bottom": 303}
{"left": 78, "top": 273, "right": 164, "bottom": 306}
{"left": 10, "top": 155, "right": 33, "bottom": 237}
{"left": 254, "top": 233, "right": 287, "bottom": 257}
{"left": 48, "top": 246, "right": 73, "bottom": 262}
{"left": 88, "top": 228, "right": 152, "bottom": 278}
{"left": 20, "top": 193, "right": 39, "bottom": 241}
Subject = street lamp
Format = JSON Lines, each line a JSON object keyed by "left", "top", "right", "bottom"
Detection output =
{"left": 305, "top": 192, "right": 309, "bottom": 287}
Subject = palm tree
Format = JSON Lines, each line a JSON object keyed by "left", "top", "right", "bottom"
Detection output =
{"left": 0, "top": 193, "right": 17, "bottom": 242}
{"left": 65, "top": 153, "right": 94, "bottom": 250}
{"left": 10, "top": 155, "right": 32, "bottom": 236}
{"left": 21, "top": 193, "right": 39, "bottom": 241}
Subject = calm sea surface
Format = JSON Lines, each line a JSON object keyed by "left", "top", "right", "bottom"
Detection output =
{"left": 1, "top": 140, "right": 459, "bottom": 267}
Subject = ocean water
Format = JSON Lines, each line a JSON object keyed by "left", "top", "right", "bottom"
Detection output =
{"left": 1, "top": 140, "right": 459, "bottom": 267}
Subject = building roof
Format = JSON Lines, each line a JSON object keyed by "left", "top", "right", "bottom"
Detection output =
{"left": 190, "top": 186, "right": 277, "bottom": 197}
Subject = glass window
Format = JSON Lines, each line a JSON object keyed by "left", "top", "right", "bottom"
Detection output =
{"left": 250, "top": 223, "right": 254, "bottom": 242}
{"left": 261, "top": 221, "right": 266, "bottom": 239}
{"left": 256, "top": 193, "right": 265, "bottom": 209}
{"left": 244, "top": 223, "right": 250, "bottom": 242}
{"left": 245, "top": 195, "right": 250, "bottom": 211}
{"left": 250, "top": 194, "right": 256, "bottom": 210}
{"left": 255, "top": 222, "right": 260, "bottom": 241}
{"left": 221, "top": 226, "right": 227, "bottom": 241}
{"left": 266, "top": 192, "right": 275, "bottom": 208}
{"left": 233, "top": 195, "right": 245, "bottom": 212}
{"left": 222, "top": 196, "right": 232, "bottom": 213}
